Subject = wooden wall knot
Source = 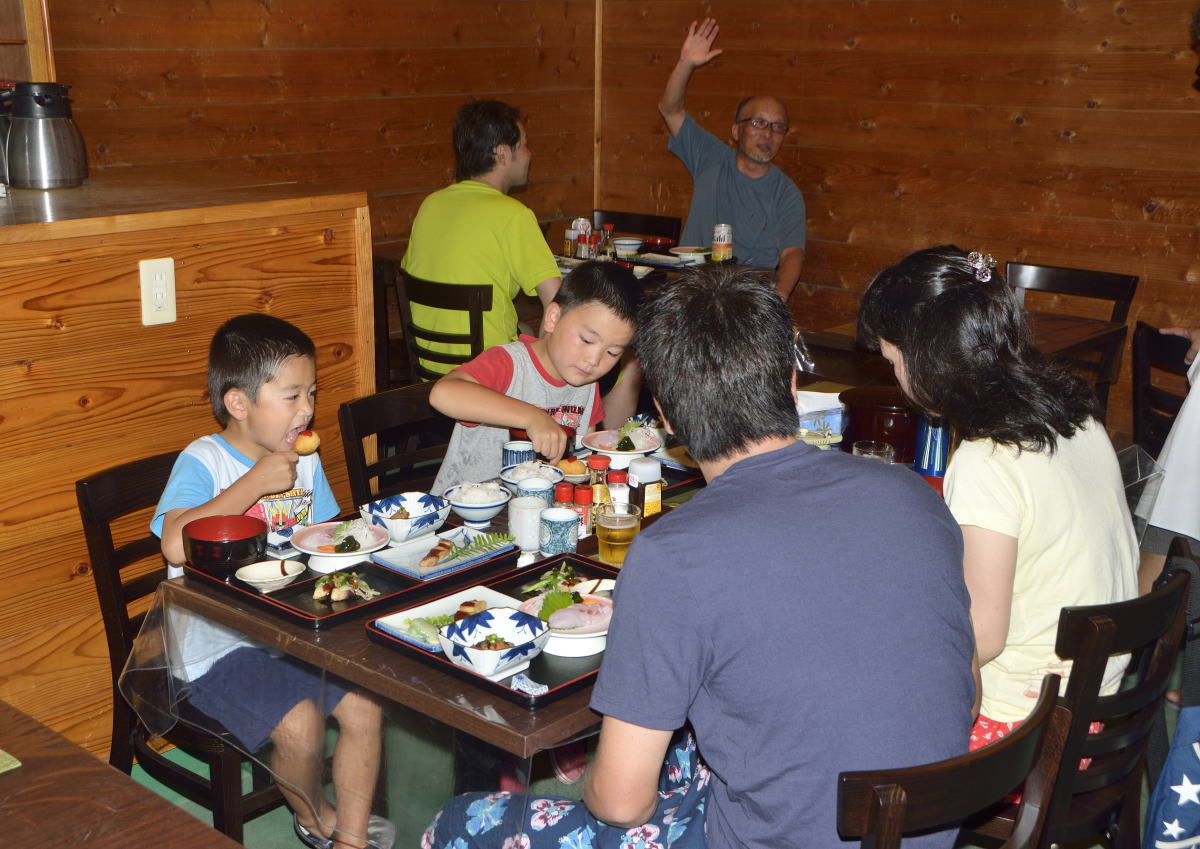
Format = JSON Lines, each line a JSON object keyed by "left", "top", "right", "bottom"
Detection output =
{"left": 74, "top": 562, "right": 93, "bottom": 577}
{"left": 324, "top": 228, "right": 335, "bottom": 243}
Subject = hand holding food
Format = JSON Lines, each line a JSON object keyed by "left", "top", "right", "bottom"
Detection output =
{"left": 293, "top": 429, "right": 321, "bottom": 456}
{"left": 253, "top": 452, "right": 299, "bottom": 496}
{"left": 523, "top": 412, "right": 568, "bottom": 463}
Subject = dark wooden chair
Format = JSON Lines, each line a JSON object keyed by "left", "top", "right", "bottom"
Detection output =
{"left": 1132, "top": 321, "right": 1191, "bottom": 457}
{"left": 591, "top": 209, "right": 682, "bottom": 242}
{"left": 1005, "top": 261, "right": 1139, "bottom": 415}
{"left": 393, "top": 265, "right": 494, "bottom": 383}
{"left": 75, "top": 452, "right": 283, "bottom": 842}
{"left": 371, "top": 255, "right": 411, "bottom": 390}
{"left": 965, "top": 568, "right": 1190, "bottom": 849}
{"left": 839, "top": 675, "right": 1069, "bottom": 849}
{"left": 338, "top": 380, "right": 454, "bottom": 505}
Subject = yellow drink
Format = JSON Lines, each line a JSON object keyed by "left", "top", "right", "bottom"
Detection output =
{"left": 594, "top": 503, "right": 641, "bottom": 567}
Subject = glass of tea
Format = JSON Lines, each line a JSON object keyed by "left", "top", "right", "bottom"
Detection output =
{"left": 594, "top": 502, "right": 642, "bottom": 567}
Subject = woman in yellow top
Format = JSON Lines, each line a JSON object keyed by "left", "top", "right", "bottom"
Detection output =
{"left": 857, "top": 245, "right": 1138, "bottom": 744}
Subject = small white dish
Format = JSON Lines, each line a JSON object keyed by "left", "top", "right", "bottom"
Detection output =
{"left": 373, "top": 585, "right": 524, "bottom": 651}
{"left": 518, "top": 593, "right": 612, "bottom": 657}
{"left": 669, "top": 246, "right": 711, "bottom": 265}
{"left": 235, "top": 559, "right": 306, "bottom": 592}
{"left": 291, "top": 522, "right": 390, "bottom": 574}
{"left": 581, "top": 428, "right": 662, "bottom": 470}
{"left": 371, "top": 526, "right": 516, "bottom": 580}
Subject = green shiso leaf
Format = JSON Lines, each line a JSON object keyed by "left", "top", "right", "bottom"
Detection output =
{"left": 538, "top": 590, "right": 583, "bottom": 622}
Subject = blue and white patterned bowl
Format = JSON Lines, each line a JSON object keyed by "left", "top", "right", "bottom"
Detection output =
{"left": 359, "top": 491, "right": 450, "bottom": 544}
{"left": 438, "top": 607, "right": 549, "bottom": 678}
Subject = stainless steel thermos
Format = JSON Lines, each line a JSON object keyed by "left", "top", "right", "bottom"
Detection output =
{"left": 1, "top": 82, "right": 88, "bottom": 189}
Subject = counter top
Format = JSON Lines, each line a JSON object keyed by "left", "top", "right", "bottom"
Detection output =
{"left": 0, "top": 165, "right": 366, "bottom": 241}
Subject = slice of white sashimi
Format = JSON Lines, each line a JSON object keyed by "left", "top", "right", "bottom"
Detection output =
{"left": 547, "top": 601, "right": 613, "bottom": 632}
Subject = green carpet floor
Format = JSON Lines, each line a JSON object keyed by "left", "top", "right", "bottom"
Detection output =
{"left": 132, "top": 702, "right": 585, "bottom": 848}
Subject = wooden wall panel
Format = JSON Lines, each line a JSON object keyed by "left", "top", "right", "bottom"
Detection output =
{"left": 599, "top": 0, "right": 1200, "bottom": 442}
{"left": 0, "top": 193, "right": 374, "bottom": 754}
{"left": 49, "top": 0, "right": 597, "bottom": 250}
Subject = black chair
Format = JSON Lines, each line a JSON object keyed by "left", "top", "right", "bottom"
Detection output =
{"left": 393, "top": 265, "right": 494, "bottom": 382}
{"left": 338, "top": 381, "right": 454, "bottom": 505}
{"left": 1005, "top": 261, "right": 1139, "bottom": 415}
{"left": 75, "top": 452, "right": 283, "bottom": 842}
{"left": 1132, "top": 321, "right": 1191, "bottom": 457}
{"left": 592, "top": 209, "right": 682, "bottom": 242}
{"left": 839, "top": 675, "right": 1069, "bottom": 849}
{"left": 371, "top": 255, "right": 411, "bottom": 390}
{"left": 966, "top": 569, "right": 1190, "bottom": 849}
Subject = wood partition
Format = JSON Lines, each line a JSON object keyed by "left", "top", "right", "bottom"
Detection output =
{"left": 0, "top": 183, "right": 374, "bottom": 753}
{"left": 598, "top": 1, "right": 1200, "bottom": 440}
{"left": 49, "top": 0, "right": 598, "bottom": 254}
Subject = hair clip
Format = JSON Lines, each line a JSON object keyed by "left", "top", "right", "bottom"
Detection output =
{"left": 966, "top": 251, "right": 996, "bottom": 282}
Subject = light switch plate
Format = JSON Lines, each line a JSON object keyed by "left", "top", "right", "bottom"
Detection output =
{"left": 139, "top": 257, "right": 176, "bottom": 325}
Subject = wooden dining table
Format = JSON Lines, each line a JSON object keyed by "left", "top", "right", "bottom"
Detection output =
{"left": 0, "top": 698, "right": 244, "bottom": 848}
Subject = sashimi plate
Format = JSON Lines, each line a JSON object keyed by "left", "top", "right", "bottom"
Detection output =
{"left": 518, "top": 593, "right": 613, "bottom": 657}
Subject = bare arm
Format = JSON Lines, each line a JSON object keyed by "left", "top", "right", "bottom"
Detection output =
{"left": 601, "top": 354, "right": 643, "bottom": 430}
{"left": 774, "top": 247, "right": 805, "bottom": 301}
{"left": 160, "top": 452, "right": 300, "bottom": 564}
{"left": 1160, "top": 326, "right": 1200, "bottom": 364}
{"left": 584, "top": 716, "right": 673, "bottom": 828}
{"left": 659, "top": 18, "right": 723, "bottom": 137}
{"left": 429, "top": 369, "right": 568, "bottom": 461}
{"left": 961, "top": 524, "right": 1018, "bottom": 666}
{"left": 536, "top": 277, "right": 561, "bottom": 310}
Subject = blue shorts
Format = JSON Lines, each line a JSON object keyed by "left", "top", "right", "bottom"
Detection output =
{"left": 187, "top": 646, "right": 350, "bottom": 753}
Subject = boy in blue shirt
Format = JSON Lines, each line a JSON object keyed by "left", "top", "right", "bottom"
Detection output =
{"left": 152, "top": 313, "right": 392, "bottom": 849}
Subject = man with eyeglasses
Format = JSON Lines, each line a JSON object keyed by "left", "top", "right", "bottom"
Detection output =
{"left": 660, "top": 17, "right": 807, "bottom": 299}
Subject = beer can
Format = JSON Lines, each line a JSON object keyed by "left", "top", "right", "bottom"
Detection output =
{"left": 712, "top": 223, "right": 733, "bottom": 262}
{"left": 572, "top": 217, "right": 592, "bottom": 237}
{"left": 913, "top": 414, "right": 950, "bottom": 477}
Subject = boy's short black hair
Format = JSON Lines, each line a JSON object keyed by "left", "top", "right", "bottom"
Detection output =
{"left": 553, "top": 260, "right": 642, "bottom": 325}
{"left": 454, "top": 100, "right": 523, "bottom": 182}
{"left": 207, "top": 313, "right": 316, "bottom": 426}
{"left": 635, "top": 265, "right": 798, "bottom": 462}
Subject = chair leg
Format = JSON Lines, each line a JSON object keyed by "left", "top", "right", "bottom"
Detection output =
{"left": 207, "top": 744, "right": 247, "bottom": 843}
{"left": 108, "top": 694, "right": 136, "bottom": 774}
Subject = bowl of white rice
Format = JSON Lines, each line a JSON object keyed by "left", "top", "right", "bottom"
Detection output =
{"left": 444, "top": 481, "right": 512, "bottom": 528}
{"left": 500, "top": 460, "right": 565, "bottom": 494}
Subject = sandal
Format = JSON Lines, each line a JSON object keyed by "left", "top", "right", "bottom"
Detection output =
{"left": 294, "top": 813, "right": 396, "bottom": 849}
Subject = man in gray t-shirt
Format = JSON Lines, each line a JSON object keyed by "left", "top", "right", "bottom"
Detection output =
{"left": 660, "top": 17, "right": 806, "bottom": 299}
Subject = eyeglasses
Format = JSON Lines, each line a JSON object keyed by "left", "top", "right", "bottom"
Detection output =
{"left": 737, "top": 117, "right": 789, "bottom": 135}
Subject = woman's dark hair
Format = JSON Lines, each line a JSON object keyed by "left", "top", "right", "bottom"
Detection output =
{"left": 635, "top": 265, "right": 798, "bottom": 462}
{"left": 856, "top": 245, "right": 1099, "bottom": 453}
{"left": 453, "top": 100, "right": 523, "bottom": 182}
{"left": 555, "top": 260, "right": 643, "bottom": 325}
{"left": 207, "top": 313, "right": 316, "bottom": 426}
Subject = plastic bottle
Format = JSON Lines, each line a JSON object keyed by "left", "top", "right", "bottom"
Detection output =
{"left": 572, "top": 484, "right": 593, "bottom": 537}
{"left": 576, "top": 232, "right": 589, "bottom": 259}
{"left": 598, "top": 223, "right": 615, "bottom": 261}
{"left": 586, "top": 453, "right": 611, "bottom": 506}
{"left": 563, "top": 228, "right": 578, "bottom": 257}
{"left": 588, "top": 232, "right": 601, "bottom": 259}
{"left": 607, "top": 468, "right": 629, "bottom": 505}
{"left": 554, "top": 481, "right": 575, "bottom": 509}
{"left": 628, "top": 456, "right": 663, "bottom": 518}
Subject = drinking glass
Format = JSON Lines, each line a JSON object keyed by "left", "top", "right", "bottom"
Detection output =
{"left": 852, "top": 440, "right": 895, "bottom": 463}
{"left": 594, "top": 502, "right": 642, "bottom": 567}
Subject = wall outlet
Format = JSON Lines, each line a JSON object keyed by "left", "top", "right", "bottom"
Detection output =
{"left": 139, "top": 257, "right": 176, "bottom": 325}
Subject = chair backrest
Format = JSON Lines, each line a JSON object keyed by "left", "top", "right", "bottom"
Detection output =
{"left": 1005, "top": 261, "right": 1139, "bottom": 324}
{"left": 1132, "top": 321, "right": 1191, "bottom": 456}
{"left": 338, "top": 381, "right": 453, "bottom": 506}
{"left": 371, "top": 254, "right": 409, "bottom": 390}
{"left": 394, "top": 266, "right": 494, "bottom": 382}
{"left": 1042, "top": 569, "right": 1189, "bottom": 846}
{"left": 76, "top": 451, "right": 179, "bottom": 688}
{"left": 592, "top": 208, "right": 683, "bottom": 242}
{"left": 838, "top": 675, "right": 1069, "bottom": 849}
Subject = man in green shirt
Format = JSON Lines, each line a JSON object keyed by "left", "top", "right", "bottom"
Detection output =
{"left": 402, "top": 101, "right": 561, "bottom": 374}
